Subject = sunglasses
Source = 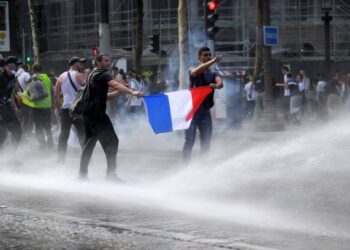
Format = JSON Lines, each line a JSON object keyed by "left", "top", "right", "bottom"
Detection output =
{"left": 202, "top": 53, "right": 212, "bottom": 57}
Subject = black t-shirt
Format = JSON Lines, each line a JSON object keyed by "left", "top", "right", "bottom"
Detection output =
{"left": 86, "top": 68, "right": 113, "bottom": 119}
{"left": 189, "top": 69, "right": 218, "bottom": 109}
{"left": 0, "top": 70, "right": 15, "bottom": 104}
{"left": 255, "top": 76, "right": 265, "bottom": 93}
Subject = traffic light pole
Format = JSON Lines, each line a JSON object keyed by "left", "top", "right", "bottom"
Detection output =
{"left": 157, "top": 8, "right": 162, "bottom": 82}
{"left": 205, "top": 0, "right": 218, "bottom": 55}
{"left": 22, "top": 28, "right": 25, "bottom": 64}
{"left": 207, "top": 39, "right": 215, "bottom": 56}
{"left": 99, "top": 0, "right": 111, "bottom": 56}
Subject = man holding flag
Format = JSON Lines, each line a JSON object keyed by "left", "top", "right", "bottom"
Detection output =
{"left": 182, "top": 47, "right": 223, "bottom": 162}
{"left": 142, "top": 47, "right": 222, "bottom": 162}
{"left": 79, "top": 54, "right": 142, "bottom": 181}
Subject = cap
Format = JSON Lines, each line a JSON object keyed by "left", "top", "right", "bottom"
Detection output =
{"left": 68, "top": 57, "right": 86, "bottom": 66}
{"left": 5, "top": 56, "right": 18, "bottom": 64}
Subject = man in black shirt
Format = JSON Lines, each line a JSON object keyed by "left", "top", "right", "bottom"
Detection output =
{"left": 0, "top": 57, "right": 22, "bottom": 149}
{"left": 183, "top": 47, "right": 223, "bottom": 162}
{"left": 79, "top": 54, "right": 142, "bottom": 181}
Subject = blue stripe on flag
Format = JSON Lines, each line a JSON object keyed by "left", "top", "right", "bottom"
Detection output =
{"left": 143, "top": 94, "right": 173, "bottom": 134}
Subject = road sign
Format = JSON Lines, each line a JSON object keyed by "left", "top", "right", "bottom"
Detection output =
{"left": 263, "top": 26, "right": 278, "bottom": 46}
{"left": 0, "top": 2, "right": 10, "bottom": 51}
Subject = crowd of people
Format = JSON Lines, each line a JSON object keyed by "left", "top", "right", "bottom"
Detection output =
{"left": 3, "top": 49, "right": 347, "bottom": 181}
{"left": 0, "top": 55, "right": 142, "bottom": 181}
{"left": 242, "top": 65, "right": 350, "bottom": 123}
{"left": 0, "top": 49, "right": 223, "bottom": 182}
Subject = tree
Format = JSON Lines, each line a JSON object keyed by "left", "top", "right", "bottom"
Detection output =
{"left": 28, "top": 0, "right": 39, "bottom": 64}
{"left": 255, "top": 0, "right": 284, "bottom": 131}
{"left": 253, "top": 0, "right": 263, "bottom": 79}
{"left": 178, "top": 0, "right": 189, "bottom": 90}
{"left": 133, "top": 0, "right": 144, "bottom": 74}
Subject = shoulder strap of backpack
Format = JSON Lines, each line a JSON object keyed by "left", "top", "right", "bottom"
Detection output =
{"left": 83, "top": 68, "right": 98, "bottom": 97}
{"left": 15, "top": 76, "right": 24, "bottom": 92}
{"left": 67, "top": 71, "right": 78, "bottom": 92}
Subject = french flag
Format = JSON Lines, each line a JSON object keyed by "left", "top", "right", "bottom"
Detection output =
{"left": 143, "top": 86, "right": 213, "bottom": 134}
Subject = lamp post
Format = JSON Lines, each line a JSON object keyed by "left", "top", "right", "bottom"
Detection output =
{"left": 99, "top": 0, "right": 110, "bottom": 56}
{"left": 321, "top": 0, "right": 333, "bottom": 78}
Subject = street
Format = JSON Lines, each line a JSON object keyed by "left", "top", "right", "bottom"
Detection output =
{"left": 1, "top": 119, "right": 350, "bottom": 249}
{"left": 2, "top": 0, "right": 350, "bottom": 249}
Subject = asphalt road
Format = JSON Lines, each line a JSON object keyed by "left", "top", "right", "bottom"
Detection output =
{"left": 1, "top": 120, "right": 350, "bottom": 250}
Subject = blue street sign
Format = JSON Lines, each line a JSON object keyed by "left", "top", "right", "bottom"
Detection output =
{"left": 263, "top": 26, "right": 279, "bottom": 46}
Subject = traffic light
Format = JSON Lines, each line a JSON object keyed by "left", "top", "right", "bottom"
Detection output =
{"left": 92, "top": 47, "right": 98, "bottom": 57}
{"left": 205, "top": 0, "right": 219, "bottom": 39}
{"left": 207, "top": 0, "right": 218, "bottom": 10}
{"left": 25, "top": 55, "right": 32, "bottom": 64}
{"left": 150, "top": 33, "right": 160, "bottom": 54}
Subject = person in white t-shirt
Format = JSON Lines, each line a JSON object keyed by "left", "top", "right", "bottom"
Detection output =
{"left": 16, "top": 63, "right": 32, "bottom": 136}
{"left": 316, "top": 73, "right": 328, "bottom": 120}
{"left": 54, "top": 57, "right": 86, "bottom": 161}
{"left": 127, "top": 71, "right": 144, "bottom": 114}
{"left": 275, "top": 67, "right": 291, "bottom": 120}
{"left": 244, "top": 76, "right": 257, "bottom": 118}
{"left": 16, "top": 64, "right": 31, "bottom": 92}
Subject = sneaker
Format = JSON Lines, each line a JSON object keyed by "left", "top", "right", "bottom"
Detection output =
{"left": 77, "top": 174, "right": 88, "bottom": 182}
{"left": 106, "top": 174, "right": 125, "bottom": 183}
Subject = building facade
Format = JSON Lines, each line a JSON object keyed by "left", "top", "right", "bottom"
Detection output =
{"left": 7, "top": 0, "right": 350, "bottom": 74}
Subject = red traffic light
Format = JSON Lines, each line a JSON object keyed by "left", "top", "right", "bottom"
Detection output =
{"left": 207, "top": 0, "right": 218, "bottom": 11}
{"left": 92, "top": 47, "right": 98, "bottom": 57}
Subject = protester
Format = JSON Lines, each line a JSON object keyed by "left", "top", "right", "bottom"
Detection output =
{"left": 114, "top": 68, "right": 129, "bottom": 123}
{"left": 315, "top": 73, "right": 329, "bottom": 120}
{"left": 22, "top": 64, "right": 53, "bottom": 148}
{"left": 79, "top": 54, "right": 142, "bottom": 181}
{"left": 244, "top": 75, "right": 257, "bottom": 118}
{"left": 300, "top": 70, "right": 313, "bottom": 117}
{"left": 275, "top": 67, "right": 292, "bottom": 120}
{"left": 288, "top": 74, "right": 302, "bottom": 124}
{"left": 112, "top": 65, "right": 118, "bottom": 79}
{"left": 126, "top": 70, "right": 144, "bottom": 115}
{"left": 182, "top": 47, "right": 223, "bottom": 163}
{"left": 55, "top": 57, "right": 86, "bottom": 161}
{"left": 281, "top": 65, "right": 290, "bottom": 84}
{"left": 254, "top": 71, "right": 265, "bottom": 119}
{"left": 0, "top": 57, "right": 22, "bottom": 149}
{"left": 339, "top": 74, "right": 349, "bottom": 104}
{"left": 15, "top": 61, "right": 33, "bottom": 136}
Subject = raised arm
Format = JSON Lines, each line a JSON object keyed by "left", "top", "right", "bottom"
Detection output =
{"left": 108, "top": 79, "right": 143, "bottom": 97}
{"left": 189, "top": 55, "right": 223, "bottom": 77}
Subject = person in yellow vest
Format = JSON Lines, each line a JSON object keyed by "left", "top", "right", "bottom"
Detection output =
{"left": 22, "top": 64, "right": 53, "bottom": 148}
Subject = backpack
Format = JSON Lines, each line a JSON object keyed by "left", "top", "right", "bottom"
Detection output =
{"left": 27, "top": 75, "right": 48, "bottom": 102}
{"left": 69, "top": 69, "right": 95, "bottom": 119}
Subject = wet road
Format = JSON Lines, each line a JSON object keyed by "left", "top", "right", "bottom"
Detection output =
{"left": 1, "top": 123, "right": 350, "bottom": 250}
{"left": 1, "top": 179, "right": 349, "bottom": 250}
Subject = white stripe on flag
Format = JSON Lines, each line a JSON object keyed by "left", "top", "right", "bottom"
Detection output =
{"left": 165, "top": 90, "right": 193, "bottom": 130}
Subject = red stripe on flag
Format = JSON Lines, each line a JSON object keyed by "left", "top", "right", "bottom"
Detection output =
{"left": 185, "top": 86, "right": 213, "bottom": 122}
